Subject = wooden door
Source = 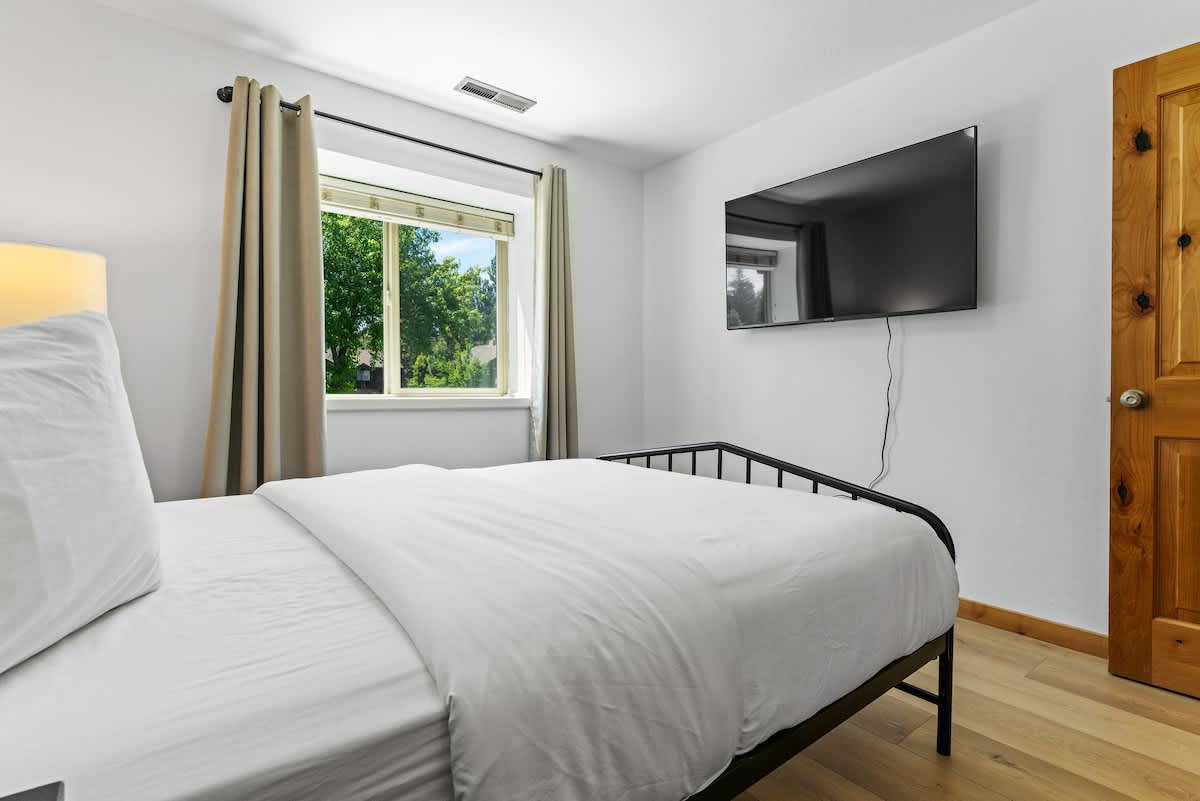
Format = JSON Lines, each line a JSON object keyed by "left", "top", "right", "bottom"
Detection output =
{"left": 1111, "top": 41, "right": 1200, "bottom": 697}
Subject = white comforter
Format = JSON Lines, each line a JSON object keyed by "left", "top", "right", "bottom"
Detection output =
{"left": 257, "top": 459, "right": 959, "bottom": 801}
{"left": 258, "top": 464, "right": 743, "bottom": 801}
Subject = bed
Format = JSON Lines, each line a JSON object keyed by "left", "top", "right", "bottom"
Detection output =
{"left": 0, "top": 442, "right": 957, "bottom": 801}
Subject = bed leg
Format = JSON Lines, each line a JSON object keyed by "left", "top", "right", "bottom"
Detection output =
{"left": 936, "top": 627, "right": 954, "bottom": 756}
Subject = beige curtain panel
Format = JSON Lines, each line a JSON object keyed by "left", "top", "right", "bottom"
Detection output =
{"left": 202, "top": 76, "right": 326, "bottom": 497}
{"left": 530, "top": 165, "right": 578, "bottom": 460}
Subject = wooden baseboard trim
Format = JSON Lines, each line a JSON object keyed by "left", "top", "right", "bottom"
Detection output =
{"left": 958, "top": 598, "right": 1109, "bottom": 659}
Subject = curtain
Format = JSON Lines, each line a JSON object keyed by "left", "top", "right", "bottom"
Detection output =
{"left": 804, "top": 222, "right": 833, "bottom": 319}
{"left": 201, "top": 76, "right": 325, "bottom": 496}
{"left": 530, "top": 166, "right": 578, "bottom": 460}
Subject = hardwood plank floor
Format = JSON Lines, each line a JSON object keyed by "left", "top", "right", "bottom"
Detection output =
{"left": 736, "top": 618, "right": 1200, "bottom": 801}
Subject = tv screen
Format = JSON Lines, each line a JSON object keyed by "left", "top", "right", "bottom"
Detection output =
{"left": 725, "top": 127, "right": 977, "bottom": 329}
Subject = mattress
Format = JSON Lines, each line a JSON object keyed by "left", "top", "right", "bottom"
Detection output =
{"left": 0, "top": 461, "right": 958, "bottom": 801}
{"left": 0, "top": 495, "right": 453, "bottom": 801}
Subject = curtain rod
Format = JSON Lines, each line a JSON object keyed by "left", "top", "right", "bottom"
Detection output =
{"left": 215, "top": 86, "right": 543, "bottom": 178}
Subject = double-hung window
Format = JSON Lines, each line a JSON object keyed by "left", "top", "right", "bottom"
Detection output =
{"left": 320, "top": 176, "right": 511, "bottom": 396}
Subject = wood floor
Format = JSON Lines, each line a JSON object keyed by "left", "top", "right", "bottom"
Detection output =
{"left": 736, "top": 618, "right": 1200, "bottom": 801}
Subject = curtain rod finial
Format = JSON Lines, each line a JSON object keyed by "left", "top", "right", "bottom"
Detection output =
{"left": 216, "top": 86, "right": 234, "bottom": 103}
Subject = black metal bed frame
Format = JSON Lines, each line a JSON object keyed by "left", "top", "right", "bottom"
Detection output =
{"left": 598, "top": 441, "right": 955, "bottom": 801}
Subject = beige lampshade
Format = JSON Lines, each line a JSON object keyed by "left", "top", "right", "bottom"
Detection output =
{"left": 0, "top": 242, "right": 107, "bottom": 328}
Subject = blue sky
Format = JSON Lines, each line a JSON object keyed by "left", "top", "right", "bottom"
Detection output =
{"left": 429, "top": 230, "right": 495, "bottom": 272}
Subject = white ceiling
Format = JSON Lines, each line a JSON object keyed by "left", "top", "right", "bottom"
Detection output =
{"left": 96, "top": 0, "right": 1033, "bottom": 169}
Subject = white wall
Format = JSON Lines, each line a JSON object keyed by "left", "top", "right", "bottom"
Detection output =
{"left": 0, "top": 0, "right": 644, "bottom": 501}
{"left": 326, "top": 406, "right": 529, "bottom": 475}
{"left": 642, "top": 0, "right": 1200, "bottom": 635}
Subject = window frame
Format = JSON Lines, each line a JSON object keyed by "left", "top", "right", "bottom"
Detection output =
{"left": 320, "top": 175, "right": 511, "bottom": 398}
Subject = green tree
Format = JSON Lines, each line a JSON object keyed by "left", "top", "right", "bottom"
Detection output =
{"left": 322, "top": 212, "right": 383, "bottom": 392}
{"left": 396, "top": 230, "right": 496, "bottom": 388}
{"left": 410, "top": 340, "right": 489, "bottom": 388}
{"left": 321, "top": 212, "right": 498, "bottom": 392}
{"left": 473, "top": 258, "right": 498, "bottom": 327}
{"left": 727, "top": 268, "right": 765, "bottom": 327}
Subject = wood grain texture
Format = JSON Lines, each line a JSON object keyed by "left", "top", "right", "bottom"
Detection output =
{"left": 957, "top": 598, "right": 1107, "bottom": 658}
{"left": 1158, "top": 88, "right": 1200, "bottom": 376}
{"left": 735, "top": 618, "right": 1200, "bottom": 801}
{"left": 1156, "top": 439, "right": 1200, "bottom": 622}
{"left": 846, "top": 691, "right": 932, "bottom": 744}
{"left": 1158, "top": 87, "right": 1200, "bottom": 628}
{"left": 1157, "top": 40, "right": 1200, "bottom": 96}
{"left": 1112, "top": 40, "right": 1200, "bottom": 697}
{"left": 1151, "top": 617, "right": 1200, "bottom": 696}
{"left": 1027, "top": 655, "right": 1200, "bottom": 736}
{"left": 901, "top": 721, "right": 1138, "bottom": 801}
{"left": 1152, "top": 50, "right": 1200, "bottom": 681}
{"left": 1110, "top": 52, "right": 1160, "bottom": 683}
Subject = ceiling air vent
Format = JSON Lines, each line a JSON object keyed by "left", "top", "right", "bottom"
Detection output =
{"left": 454, "top": 77, "right": 537, "bottom": 114}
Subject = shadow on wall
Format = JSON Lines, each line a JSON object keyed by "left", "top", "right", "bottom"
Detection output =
{"left": 559, "top": 135, "right": 670, "bottom": 171}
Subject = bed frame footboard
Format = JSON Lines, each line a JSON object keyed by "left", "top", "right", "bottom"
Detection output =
{"left": 597, "top": 441, "right": 957, "bottom": 799}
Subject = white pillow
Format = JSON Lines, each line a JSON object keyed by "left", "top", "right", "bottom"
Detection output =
{"left": 0, "top": 311, "right": 160, "bottom": 675}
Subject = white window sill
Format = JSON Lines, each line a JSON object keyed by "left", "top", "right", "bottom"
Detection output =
{"left": 326, "top": 394, "right": 532, "bottom": 412}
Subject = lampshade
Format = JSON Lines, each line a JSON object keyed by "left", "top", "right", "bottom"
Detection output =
{"left": 0, "top": 243, "right": 107, "bottom": 328}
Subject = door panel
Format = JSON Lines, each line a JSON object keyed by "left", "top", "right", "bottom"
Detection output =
{"left": 1111, "top": 41, "right": 1200, "bottom": 697}
{"left": 1159, "top": 88, "right": 1200, "bottom": 376}
{"left": 1155, "top": 438, "right": 1200, "bottom": 624}
{"left": 1151, "top": 618, "right": 1200, "bottom": 695}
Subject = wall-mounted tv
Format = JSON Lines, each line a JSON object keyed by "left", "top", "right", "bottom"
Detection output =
{"left": 725, "top": 127, "right": 977, "bottom": 329}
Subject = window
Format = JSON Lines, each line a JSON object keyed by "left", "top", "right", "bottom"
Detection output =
{"left": 320, "top": 176, "right": 511, "bottom": 396}
{"left": 726, "top": 267, "right": 771, "bottom": 327}
{"left": 726, "top": 245, "right": 777, "bottom": 327}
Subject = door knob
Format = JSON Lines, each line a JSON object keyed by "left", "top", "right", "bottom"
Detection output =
{"left": 1119, "top": 389, "right": 1149, "bottom": 409}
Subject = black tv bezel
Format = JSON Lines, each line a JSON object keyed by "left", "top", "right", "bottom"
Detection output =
{"left": 724, "top": 125, "right": 979, "bottom": 331}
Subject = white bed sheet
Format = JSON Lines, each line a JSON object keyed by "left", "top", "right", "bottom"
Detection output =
{"left": 0, "top": 495, "right": 452, "bottom": 801}
{"left": 0, "top": 460, "right": 958, "bottom": 801}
